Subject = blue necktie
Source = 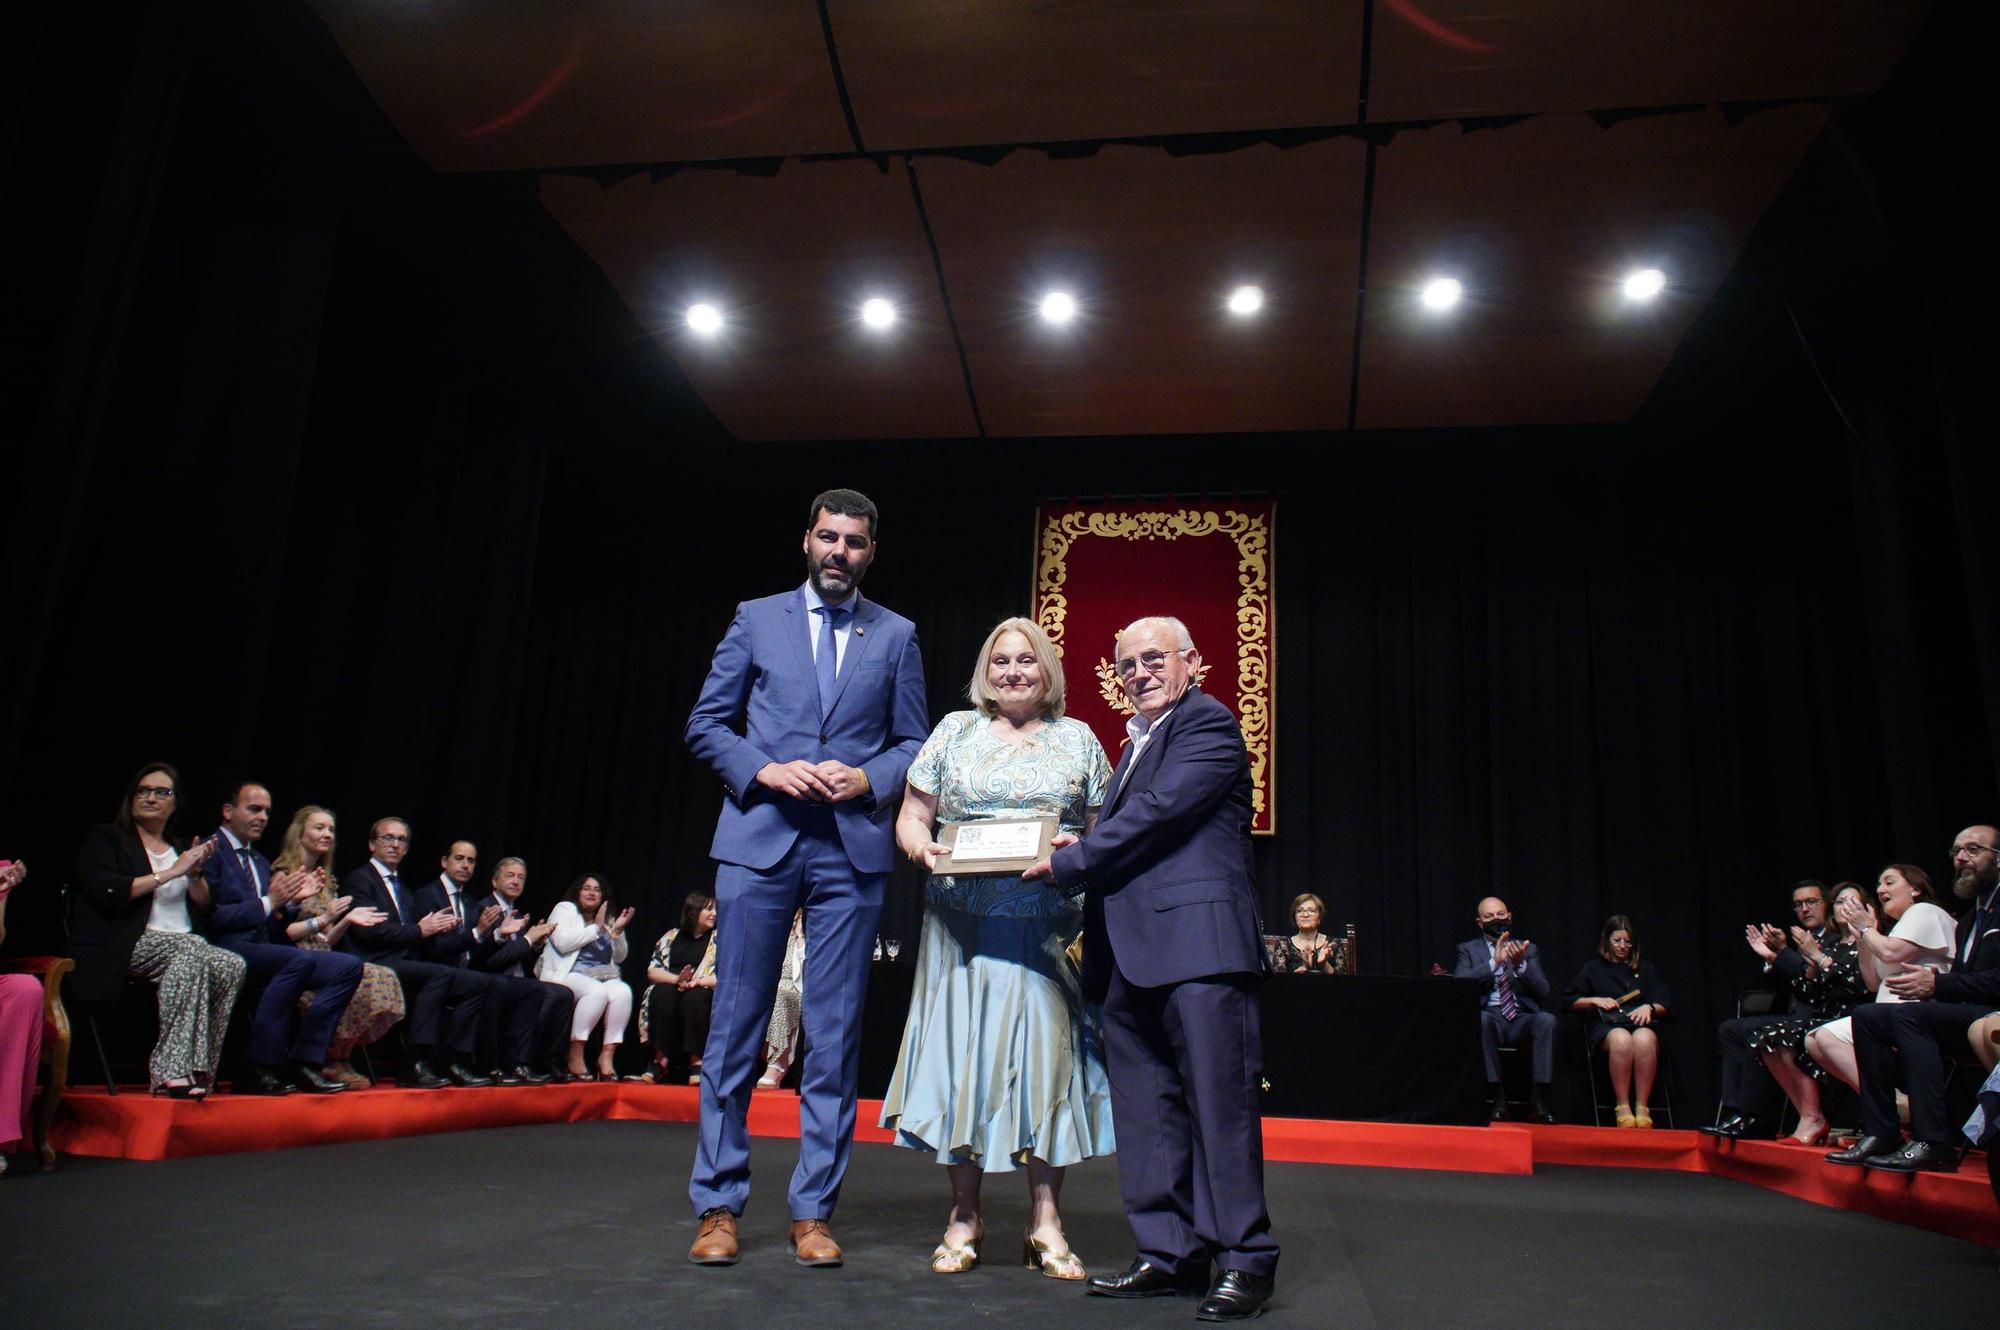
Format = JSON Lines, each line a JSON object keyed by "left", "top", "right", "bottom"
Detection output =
{"left": 814, "top": 605, "right": 845, "bottom": 715}
{"left": 386, "top": 872, "right": 409, "bottom": 921}
{"left": 241, "top": 848, "right": 262, "bottom": 898}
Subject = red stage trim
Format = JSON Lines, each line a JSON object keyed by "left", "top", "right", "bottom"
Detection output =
{"left": 48, "top": 1089, "right": 1996, "bottom": 1246}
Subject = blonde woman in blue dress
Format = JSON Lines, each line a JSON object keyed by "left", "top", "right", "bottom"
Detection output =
{"left": 882, "top": 616, "right": 1115, "bottom": 1280}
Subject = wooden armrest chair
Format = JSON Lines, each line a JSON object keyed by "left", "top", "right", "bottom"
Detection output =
{"left": 1, "top": 955, "right": 73, "bottom": 1168}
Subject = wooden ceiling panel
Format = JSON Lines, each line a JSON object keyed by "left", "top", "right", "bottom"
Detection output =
{"left": 1368, "top": 0, "right": 1930, "bottom": 122}
{"left": 536, "top": 163, "right": 979, "bottom": 440}
{"left": 914, "top": 142, "right": 1367, "bottom": 437}
{"left": 309, "top": 0, "right": 853, "bottom": 170}
{"left": 1355, "top": 105, "right": 1829, "bottom": 429}
{"left": 829, "top": 1, "right": 1364, "bottom": 149}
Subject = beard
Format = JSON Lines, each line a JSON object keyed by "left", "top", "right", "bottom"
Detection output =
{"left": 806, "top": 552, "right": 865, "bottom": 600}
{"left": 1957, "top": 863, "right": 1998, "bottom": 900}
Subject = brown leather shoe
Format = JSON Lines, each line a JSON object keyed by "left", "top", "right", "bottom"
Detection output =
{"left": 689, "top": 1208, "right": 739, "bottom": 1265}
{"left": 788, "top": 1218, "right": 843, "bottom": 1267}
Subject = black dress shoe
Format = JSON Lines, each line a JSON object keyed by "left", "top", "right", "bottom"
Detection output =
{"left": 447, "top": 1064, "right": 494, "bottom": 1087}
{"left": 1197, "top": 1269, "right": 1276, "bottom": 1322}
{"left": 515, "top": 1065, "right": 552, "bottom": 1085}
{"left": 1699, "top": 1114, "right": 1752, "bottom": 1138}
{"left": 402, "top": 1061, "right": 450, "bottom": 1089}
{"left": 239, "top": 1066, "right": 296, "bottom": 1096}
{"left": 1862, "top": 1140, "right": 1961, "bottom": 1173}
{"left": 488, "top": 1068, "right": 525, "bottom": 1086}
{"left": 1527, "top": 1093, "right": 1557, "bottom": 1125}
{"left": 1086, "top": 1257, "right": 1210, "bottom": 1298}
{"left": 292, "top": 1064, "right": 347, "bottom": 1094}
{"left": 1489, "top": 1101, "right": 1511, "bottom": 1122}
{"left": 1825, "top": 1134, "right": 1898, "bottom": 1165}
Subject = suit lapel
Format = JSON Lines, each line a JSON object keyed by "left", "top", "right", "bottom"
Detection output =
{"left": 1104, "top": 698, "right": 1185, "bottom": 819}
{"left": 823, "top": 596, "right": 883, "bottom": 722}
{"left": 781, "top": 591, "right": 822, "bottom": 721}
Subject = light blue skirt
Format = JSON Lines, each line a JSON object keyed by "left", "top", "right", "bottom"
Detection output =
{"left": 879, "top": 890, "right": 1114, "bottom": 1171}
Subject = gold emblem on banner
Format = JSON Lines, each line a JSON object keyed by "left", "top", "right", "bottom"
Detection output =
{"left": 1034, "top": 506, "right": 1274, "bottom": 834}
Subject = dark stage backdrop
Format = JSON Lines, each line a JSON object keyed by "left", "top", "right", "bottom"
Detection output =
{"left": 4, "top": 2, "right": 1995, "bottom": 1110}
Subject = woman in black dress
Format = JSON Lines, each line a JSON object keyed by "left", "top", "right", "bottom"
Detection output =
{"left": 1747, "top": 882, "right": 1877, "bottom": 1145}
{"left": 1566, "top": 915, "right": 1673, "bottom": 1128}
{"left": 1272, "top": 893, "right": 1337, "bottom": 974}
{"left": 638, "top": 891, "right": 717, "bottom": 1083}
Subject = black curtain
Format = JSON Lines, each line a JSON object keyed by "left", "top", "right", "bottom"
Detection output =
{"left": 4, "top": 1, "right": 1993, "bottom": 1113}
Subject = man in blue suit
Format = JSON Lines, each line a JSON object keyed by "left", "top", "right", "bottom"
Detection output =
{"left": 1452, "top": 896, "right": 1557, "bottom": 1122}
{"left": 205, "top": 781, "right": 361, "bottom": 1094}
{"left": 684, "top": 488, "right": 928, "bottom": 1268}
{"left": 1027, "top": 616, "right": 1279, "bottom": 1322}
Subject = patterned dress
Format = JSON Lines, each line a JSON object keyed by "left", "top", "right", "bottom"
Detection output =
{"left": 294, "top": 882, "right": 405, "bottom": 1056}
{"left": 1748, "top": 938, "right": 1868, "bottom": 1085}
{"left": 879, "top": 710, "right": 1116, "bottom": 1171}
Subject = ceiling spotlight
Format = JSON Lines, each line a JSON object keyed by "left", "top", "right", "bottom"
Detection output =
{"left": 1039, "top": 291, "right": 1078, "bottom": 325}
{"left": 1622, "top": 268, "right": 1666, "bottom": 302}
{"left": 1419, "top": 277, "right": 1463, "bottom": 311}
{"left": 686, "top": 302, "right": 724, "bottom": 336}
{"left": 1226, "top": 285, "right": 1264, "bottom": 317}
{"left": 860, "top": 297, "right": 897, "bottom": 330}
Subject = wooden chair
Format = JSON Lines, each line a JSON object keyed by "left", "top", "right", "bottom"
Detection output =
{"left": 1, "top": 954, "right": 74, "bottom": 1168}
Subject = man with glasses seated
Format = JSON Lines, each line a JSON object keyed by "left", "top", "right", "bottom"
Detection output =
{"left": 1701, "top": 880, "right": 1832, "bottom": 1139}
{"left": 1829, "top": 825, "right": 2000, "bottom": 1171}
{"left": 411, "top": 839, "right": 550, "bottom": 1085}
{"left": 337, "top": 817, "right": 491, "bottom": 1088}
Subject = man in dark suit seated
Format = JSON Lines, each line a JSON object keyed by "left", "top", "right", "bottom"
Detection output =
{"left": 1830, "top": 824, "right": 2000, "bottom": 1171}
{"left": 337, "top": 816, "right": 490, "bottom": 1088}
{"left": 1028, "top": 615, "right": 1279, "bottom": 1322}
{"left": 468, "top": 855, "right": 571, "bottom": 1080}
{"left": 1453, "top": 897, "right": 1557, "bottom": 1122}
{"left": 204, "top": 781, "right": 360, "bottom": 1094}
{"left": 1702, "top": 880, "right": 1832, "bottom": 1139}
{"left": 411, "top": 839, "right": 549, "bottom": 1085}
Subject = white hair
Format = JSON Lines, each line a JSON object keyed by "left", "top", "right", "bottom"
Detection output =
{"left": 1116, "top": 615, "right": 1195, "bottom": 652}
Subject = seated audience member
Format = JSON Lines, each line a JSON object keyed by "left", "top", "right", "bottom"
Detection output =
{"left": 759, "top": 909, "right": 802, "bottom": 1090}
{"left": 68, "top": 763, "right": 242, "bottom": 1098}
{"left": 202, "top": 782, "right": 361, "bottom": 1094}
{"left": 1454, "top": 896, "right": 1556, "bottom": 1122}
{"left": 1806, "top": 866, "right": 1952, "bottom": 1106}
{"left": 270, "top": 806, "right": 403, "bottom": 1087}
{"left": 413, "top": 839, "right": 548, "bottom": 1085}
{"left": 1566, "top": 915, "right": 1674, "bottom": 1128}
{"left": 1272, "top": 893, "right": 1338, "bottom": 974}
{"left": 1702, "top": 880, "right": 1832, "bottom": 1138}
{"left": 1743, "top": 882, "right": 1875, "bottom": 1144}
{"left": 638, "top": 891, "right": 718, "bottom": 1085}
{"left": 470, "top": 857, "right": 571, "bottom": 1082}
{"left": 537, "top": 873, "right": 634, "bottom": 1080}
{"left": 1965, "top": 1036, "right": 2000, "bottom": 1212}
{"left": 1831, "top": 829, "right": 2000, "bottom": 1171}
{"left": 1, "top": 857, "right": 42, "bottom": 1175}
{"left": 337, "top": 817, "right": 491, "bottom": 1088}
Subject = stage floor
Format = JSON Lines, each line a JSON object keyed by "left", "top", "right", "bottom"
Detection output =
{"left": 1, "top": 1121, "right": 1993, "bottom": 1329}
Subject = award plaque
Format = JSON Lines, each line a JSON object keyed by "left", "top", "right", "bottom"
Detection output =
{"left": 935, "top": 816, "right": 1059, "bottom": 875}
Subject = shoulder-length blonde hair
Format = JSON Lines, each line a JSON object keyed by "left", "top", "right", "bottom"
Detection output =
{"left": 967, "top": 616, "right": 1067, "bottom": 719}
{"left": 271, "top": 805, "right": 336, "bottom": 875}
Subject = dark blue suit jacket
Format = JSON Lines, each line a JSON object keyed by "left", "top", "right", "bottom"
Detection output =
{"left": 204, "top": 831, "right": 291, "bottom": 948}
{"left": 685, "top": 586, "right": 928, "bottom": 874}
{"left": 1452, "top": 937, "right": 1552, "bottom": 1013}
{"left": 411, "top": 876, "right": 484, "bottom": 965}
{"left": 1048, "top": 687, "right": 1267, "bottom": 995}
{"left": 337, "top": 862, "right": 429, "bottom": 962}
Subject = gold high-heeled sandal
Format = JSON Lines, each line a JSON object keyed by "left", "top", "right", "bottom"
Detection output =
{"left": 1023, "top": 1232, "right": 1085, "bottom": 1281}
{"left": 930, "top": 1223, "right": 983, "bottom": 1274}
{"left": 1633, "top": 1107, "right": 1654, "bottom": 1129}
{"left": 1613, "top": 1104, "right": 1636, "bottom": 1128}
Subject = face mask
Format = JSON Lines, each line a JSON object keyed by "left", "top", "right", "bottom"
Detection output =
{"left": 1481, "top": 918, "right": 1510, "bottom": 939}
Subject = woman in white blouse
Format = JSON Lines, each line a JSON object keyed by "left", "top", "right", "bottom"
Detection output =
{"left": 1804, "top": 863, "right": 1957, "bottom": 1093}
{"left": 537, "top": 873, "right": 635, "bottom": 1080}
{"left": 67, "top": 763, "right": 244, "bottom": 1097}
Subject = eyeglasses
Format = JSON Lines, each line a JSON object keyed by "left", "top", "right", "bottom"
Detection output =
{"left": 1114, "top": 649, "right": 1182, "bottom": 679}
{"left": 134, "top": 787, "right": 175, "bottom": 801}
{"left": 1952, "top": 845, "right": 1997, "bottom": 860}
{"left": 1791, "top": 899, "right": 1822, "bottom": 912}
{"left": 375, "top": 833, "right": 410, "bottom": 845}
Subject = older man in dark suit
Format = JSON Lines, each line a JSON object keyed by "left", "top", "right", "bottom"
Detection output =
{"left": 1028, "top": 615, "right": 1277, "bottom": 1323}
{"left": 1453, "top": 896, "right": 1557, "bottom": 1123}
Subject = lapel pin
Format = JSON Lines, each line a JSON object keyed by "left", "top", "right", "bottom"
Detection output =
{"left": 855, "top": 626, "right": 865, "bottom": 636}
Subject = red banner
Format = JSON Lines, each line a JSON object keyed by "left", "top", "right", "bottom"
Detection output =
{"left": 1033, "top": 501, "right": 1276, "bottom": 834}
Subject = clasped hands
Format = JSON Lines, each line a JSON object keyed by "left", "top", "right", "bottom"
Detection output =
{"left": 1491, "top": 933, "right": 1530, "bottom": 968}
{"left": 756, "top": 759, "right": 871, "bottom": 804}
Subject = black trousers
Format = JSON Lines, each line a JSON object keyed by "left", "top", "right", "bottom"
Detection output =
{"left": 478, "top": 978, "right": 573, "bottom": 1068}
{"left": 1853, "top": 999, "right": 1996, "bottom": 1142}
{"left": 648, "top": 984, "right": 713, "bottom": 1063}
{"left": 375, "top": 955, "right": 487, "bottom": 1057}
{"left": 469, "top": 971, "right": 549, "bottom": 1069}
{"left": 1714, "top": 1015, "right": 1790, "bottom": 1120}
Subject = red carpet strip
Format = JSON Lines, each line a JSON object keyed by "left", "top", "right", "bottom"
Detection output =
{"left": 49, "top": 1085, "right": 1995, "bottom": 1247}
